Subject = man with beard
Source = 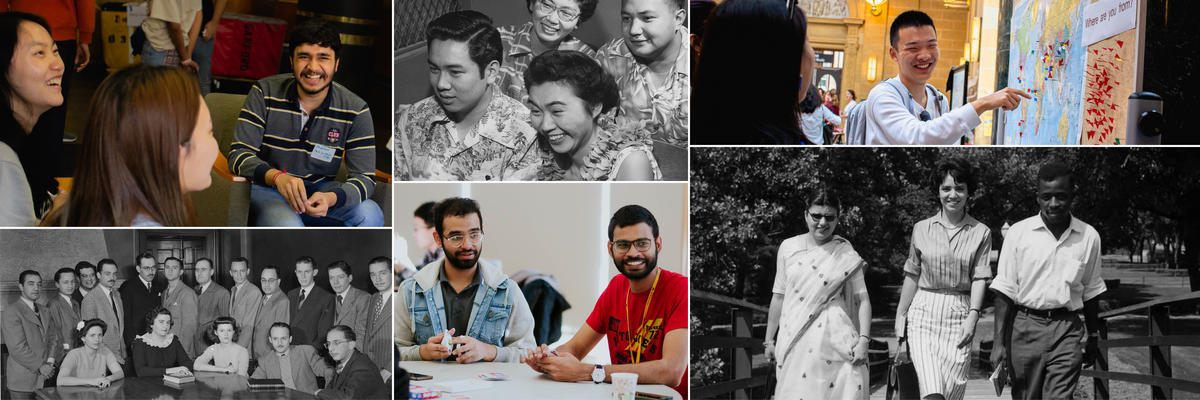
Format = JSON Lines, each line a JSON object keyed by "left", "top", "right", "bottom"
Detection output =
{"left": 522, "top": 205, "right": 688, "bottom": 398}
{"left": 991, "top": 162, "right": 1105, "bottom": 400}
{"left": 395, "top": 197, "right": 535, "bottom": 362}
{"left": 72, "top": 261, "right": 97, "bottom": 304}
{"left": 395, "top": 11, "right": 539, "bottom": 181}
{"left": 229, "top": 18, "right": 382, "bottom": 226}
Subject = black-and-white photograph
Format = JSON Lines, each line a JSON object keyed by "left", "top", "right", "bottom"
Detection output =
{"left": 0, "top": 228, "right": 392, "bottom": 399}
{"left": 393, "top": 0, "right": 688, "bottom": 181}
{"left": 690, "top": 147, "right": 1200, "bottom": 399}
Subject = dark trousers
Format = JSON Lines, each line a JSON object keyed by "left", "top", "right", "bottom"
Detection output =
{"left": 1010, "top": 310, "right": 1084, "bottom": 400}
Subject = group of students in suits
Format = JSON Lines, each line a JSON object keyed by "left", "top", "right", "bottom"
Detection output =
{"left": 4, "top": 254, "right": 393, "bottom": 399}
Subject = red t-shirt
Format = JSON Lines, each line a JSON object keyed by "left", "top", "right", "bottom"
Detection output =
{"left": 585, "top": 268, "right": 689, "bottom": 398}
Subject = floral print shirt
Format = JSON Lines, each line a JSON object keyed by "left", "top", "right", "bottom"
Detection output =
{"left": 593, "top": 28, "right": 690, "bottom": 147}
{"left": 497, "top": 21, "right": 597, "bottom": 105}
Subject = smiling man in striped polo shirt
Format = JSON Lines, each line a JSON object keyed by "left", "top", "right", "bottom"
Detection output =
{"left": 229, "top": 19, "right": 383, "bottom": 226}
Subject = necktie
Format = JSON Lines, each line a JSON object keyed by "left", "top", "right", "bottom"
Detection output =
{"left": 337, "top": 294, "right": 343, "bottom": 305}
{"left": 231, "top": 285, "right": 238, "bottom": 309}
{"left": 109, "top": 291, "right": 121, "bottom": 330}
{"left": 299, "top": 289, "right": 307, "bottom": 307}
{"left": 373, "top": 295, "right": 384, "bottom": 317}
{"left": 33, "top": 302, "right": 41, "bottom": 325}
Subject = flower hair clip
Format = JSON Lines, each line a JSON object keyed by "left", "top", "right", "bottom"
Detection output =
{"left": 76, "top": 321, "right": 86, "bottom": 331}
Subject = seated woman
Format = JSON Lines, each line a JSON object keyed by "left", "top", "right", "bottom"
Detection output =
{"left": 0, "top": 11, "right": 65, "bottom": 226}
{"left": 41, "top": 64, "right": 218, "bottom": 226}
{"left": 131, "top": 307, "right": 194, "bottom": 377}
{"left": 192, "top": 316, "right": 249, "bottom": 376}
{"left": 524, "top": 50, "right": 659, "bottom": 181}
{"left": 497, "top": 0, "right": 598, "bottom": 104}
{"left": 57, "top": 319, "right": 125, "bottom": 388}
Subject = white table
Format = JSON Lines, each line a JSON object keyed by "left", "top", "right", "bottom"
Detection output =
{"left": 399, "top": 361, "right": 682, "bottom": 400}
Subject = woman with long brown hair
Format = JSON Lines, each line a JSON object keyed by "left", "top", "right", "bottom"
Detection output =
{"left": 43, "top": 64, "right": 217, "bottom": 226}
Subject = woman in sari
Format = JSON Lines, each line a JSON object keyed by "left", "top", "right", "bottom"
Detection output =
{"left": 764, "top": 190, "right": 872, "bottom": 399}
{"left": 893, "top": 157, "right": 992, "bottom": 400}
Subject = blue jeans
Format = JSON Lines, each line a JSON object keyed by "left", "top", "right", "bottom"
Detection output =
{"left": 140, "top": 41, "right": 176, "bottom": 66}
{"left": 192, "top": 36, "right": 214, "bottom": 96}
{"left": 249, "top": 182, "right": 384, "bottom": 227}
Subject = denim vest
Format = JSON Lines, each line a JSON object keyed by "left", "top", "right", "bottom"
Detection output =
{"left": 403, "top": 276, "right": 516, "bottom": 347}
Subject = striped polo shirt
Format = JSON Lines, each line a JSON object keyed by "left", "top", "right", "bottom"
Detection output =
{"left": 230, "top": 74, "right": 375, "bottom": 209}
{"left": 903, "top": 214, "right": 994, "bottom": 291}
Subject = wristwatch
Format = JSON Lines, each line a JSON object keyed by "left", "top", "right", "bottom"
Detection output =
{"left": 591, "top": 364, "right": 605, "bottom": 384}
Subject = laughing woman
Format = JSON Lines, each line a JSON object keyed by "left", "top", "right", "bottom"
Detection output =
{"left": 764, "top": 191, "right": 871, "bottom": 399}
{"left": 893, "top": 157, "right": 992, "bottom": 400}
{"left": 497, "top": 0, "right": 598, "bottom": 104}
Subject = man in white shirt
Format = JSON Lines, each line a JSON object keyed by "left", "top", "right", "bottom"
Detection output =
{"left": 865, "top": 10, "right": 1030, "bottom": 145}
{"left": 990, "top": 161, "right": 1105, "bottom": 400}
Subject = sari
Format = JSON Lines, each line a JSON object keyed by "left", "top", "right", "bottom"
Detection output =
{"left": 772, "top": 234, "right": 870, "bottom": 400}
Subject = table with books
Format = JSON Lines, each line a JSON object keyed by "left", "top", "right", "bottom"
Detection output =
{"left": 35, "top": 371, "right": 317, "bottom": 399}
{"left": 399, "top": 360, "right": 682, "bottom": 400}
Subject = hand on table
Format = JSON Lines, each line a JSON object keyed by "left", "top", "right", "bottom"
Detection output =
{"left": 521, "top": 344, "right": 553, "bottom": 373}
{"left": 534, "top": 351, "right": 590, "bottom": 382}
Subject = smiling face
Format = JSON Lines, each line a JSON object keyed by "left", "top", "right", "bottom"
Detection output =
{"left": 291, "top": 43, "right": 338, "bottom": 96}
{"left": 1037, "top": 176, "right": 1074, "bottom": 226}
{"left": 78, "top": 266, "right": 97, "bottom": 290}
{"left": 178, "top": 99, "right": 217, "bottom": 194}
{"left": 438, "top": 214, "right": 483, "bottom": 270}
{"left": 7, "top": 21, "right": 64, "bottom": 116}
{"left": 531, "top": 0, "right": 583, "bottom": 45}
{"left": 620, "top": 0, "right": 682, "bottom": 61}
{"left": 805, "top": 205, "right": 839, "bottom": 244}
{"left": 428, "top": 39, "right": 494, "bottom": 119}
{"left": 939, "top": 173, "right": 969, "bottom": 215}
{"left": 890, "top": 25, "right": 939, "bottom": 84}
{"left": 609, "top": 222, "right": 660, "bottom": 281}
{"left": 528, "top": 81, "right": 600, "bottom": 156}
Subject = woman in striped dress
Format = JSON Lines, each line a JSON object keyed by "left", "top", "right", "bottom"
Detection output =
{"left": 894, "top": 157, "right": 993, "bottom": 400}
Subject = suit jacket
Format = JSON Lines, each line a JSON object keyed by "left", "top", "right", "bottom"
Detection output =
{"left": 288, "top": 285, "right": 335, "bottom": 347}
{"left": 317, "top": 350, "right": 386, "bottom": 399}
{"left": 251, "top": 344, "right": 332, "bottom": 395}
{"left": 80, "top": 286, "right": 125, "bottom": 361}
{"left": 361, "top": 291, "right": 391, "bottom": 369}
{"left": 162, "top": 281, "right": 199, "bottom": 357}
{"left": 44, "top": 293, "right": 81, "bottom": 358}
{"left": 333, "top": 286, "right": 370, "bottom": 347}
{"left": 71, "top": 287, "right": 89, "bottom": 306}
{"left": 253, "top": 292, "right": 291, "bottom": 358}
{"left": 194, "top": 282, "right": 230, "bottom": 352}
{"left": 229, "top": 281, "right": 263, "bottom": 350}
{"left": 119, "top": 277, "right": 163, "bottom": 349}
{"left": 2, "top": 299, "right": 60, "bottom": 392}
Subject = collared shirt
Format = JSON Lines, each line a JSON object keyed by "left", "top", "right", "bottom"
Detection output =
{"left": 864, "top": 76, "right": 980, "bottom": 145}
{"left": 20, "top": 296, "right": 36, "bottom": 313}
{"left": 594, "top": 28, "right": 691, "bottom": 147}
{"left": 990, "top": 215, "right": 1106, "bottom": 311}
{"left": 300, "top": 283, "right": 315, "bottom": 300}
{"left": 396, "top": 87, "right": 539, "bottom": 181}
{"left": 79, "top": 287, "right": 89, "bottom": 297}
{"left": 60, "top": 293, "right": 72, "bottom": 305}
{"left": 904, "top": 213, "right": 993, "bottom": 291}
{"left": 198, "top": 282, "right": 211, "bottom": 295}
{"left": 496, "top": 21, "right": 597, "bottom": 105}
{"left": 140, "top": 276, "right": 154, "bottom": 292}
{"left": 438, "top": 267, "right": 482, "bottom": 339}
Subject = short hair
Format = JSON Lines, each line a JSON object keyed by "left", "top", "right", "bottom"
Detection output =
{"left": 525, "top": 0, "right": 600, "bottom": 23}
{"left": 143, "top": 307, "right": 173, "bottom": 333}
{"left": 368, "top": 256, "right": 391, "bottom": 266}
{"left": 288, "top": 18, "right": 341, "bottom": 58}
{"left": 136, "top": 252, "right": 155, "bottom": 265}
{"left": 75, "top": 261, "right": 96, "bottom": 276}
{"left": 1038, "top": 161, "right": 1073, "bottom": 185}
{"left": 97, "top": 259, "right": 118, "bottom": 272}
{"left": 433, "top": 197, "right": 483, "bottom": 237}
{"left": 295, "top": 256, "right": 315, "bottom": 266}
{"left": 414, "top": 201, "right": 437, "bottom": 226}
{"left": 326, "top": 260, "right": 352, "bottom": 276}
{"left": 608, "top": 205, "right": 660, "bottom": 240}
{"left": 260, "top": 265, "right": 280, "bottom": 277}
{"left": 163, "top": 257, "right": 183, "bottom": 267}
{"left": 807, "top": 190, "right": 842, "bottom": 214}
{"left": 889, "top": 10, "right": 936, "bottom": 48}
{"left": 205, "top": 316, "right": 240, "bottom": 345}
{"left": 931, "top": 157, "right": 977, "bottom": 199}
{"left": 269, "top": 322, "right": 292, "bottom": 336}
{"left": 327, "top": 325, "right": 356, "bottom": 341}
{"left": 19, "top": 269, "right": 39, "bottom": 284}
{"left": 425, "top": 10, "right": 503, "bottom": 75}
{"left": 76, "top": 318, "right": 108, "bottom": 347}
{"left": 195, "top": 258, "right": 213, "bottom": 268}
{"left": 525, "top": 50, "right": 619, "bottom": 115}
{"left": 230, "top": 257, "right": 249, "bottom": 267}
{"left": 54, "top": 267, "right": 77, "bottom": 283}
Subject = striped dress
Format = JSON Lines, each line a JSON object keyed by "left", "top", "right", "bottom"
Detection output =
{"left": 903, "top": 214, "right": 992, "bottom": 400}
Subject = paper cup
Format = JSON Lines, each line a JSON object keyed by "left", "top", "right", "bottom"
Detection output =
{"left": 611, "top": 372, "right": 638, "bottom": 400}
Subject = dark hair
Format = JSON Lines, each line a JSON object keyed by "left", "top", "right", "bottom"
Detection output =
{"left": 525, "top": 50, "right": 619, "bottom": 116}
{"left": 75, "top": 261, "right": 97, "bottom": 276}
{"left": 260, "top": 265, "right": 280, "bottom": 277}
{"left": 368, "top": 256, "right": 391, "bottom": 266}
{"left": 144, "top": 306, "right": 173, "bottom": 333}
{"left": 847, "top": 89, "right": 857, "bottom": 101}
{"left": 327, "top": 324, "right": 356, "bottom": 341}
{"left": 76, "top": 318, "right": 108, "bottom": 347}
{"left": 326, "top": 260, "right": 352, "bottom": 276}
{"left": 426, "top": 10, "right": 503, "bottom": 76}
{"left": 288, "top": 18, "right": 341, "bottom": 59}
{"left": 269, "top": 322, "right": 292, "bottom": 336}
{"left": 230, "top": 257, "right": 249, "bottom": 267}
{"left": 932, "top": 157, "right": 977, "bottom": 199}
{"left": 54, "top": 267, "right": 76, "bottom": 283}
{"left": 608, "top": 205, "right": 660, "bottom": 241}
{"left": 693, "top": 0, "right": 808, "bottom": 144}
{"left": 136, "top": 252, "right": 155, "bottom": 265}
{"left": 433, "top": 197, "right": 483, "bottom": 237}
{"left": 798, "top": 85, "right": 823, "bottom": 114}
{"left": 19, "top": 269, "right": 39, "bottom": 284}
{"left": 295, "top": 256, "right": 315, "bottom": 266}
{"left": 525, "top": 0, "right": 600, "bottom": 23}
{"left": 1038, "top": 161, "right": 1073, "bottom": 185}
{"left": 0, "top": 12, "right": 56, "bottom": 214}
{"left": 414, "top": 201, "right": 437, "bottom": 226}
{"left": 889, "top": 10, "right": 936, "bottom": 48}
{"left": 97, "top": 259, "right": 118, "bottom": 272}
{"left": 195, "top": 258, "right": 213, "bottom": 268}
{"left": 205, "top": 316, "right": 240, "bottom": 345}
{"left": 807, "top": 190, "right": 841, "bottom": 214}
{"left": 163, "top": 257, "right": 183, "bottom": 267}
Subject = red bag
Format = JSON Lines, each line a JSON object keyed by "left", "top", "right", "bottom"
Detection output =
{"left": 211, "top": 13, "right": 286, "bottom": 79}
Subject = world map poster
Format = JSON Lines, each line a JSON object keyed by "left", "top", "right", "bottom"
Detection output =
{"left": 1003, "top": 0, "right": 1089, "bottom": 144}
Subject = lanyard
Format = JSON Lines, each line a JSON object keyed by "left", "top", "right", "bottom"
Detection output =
{"left": 625, "top": 269, "right": 661, "bottom": 364}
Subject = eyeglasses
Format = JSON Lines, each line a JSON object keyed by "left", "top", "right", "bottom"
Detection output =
{"left": 613, "top": 239, "right": 653, "bottom": 253}
{"left": 443, "top": 232, "right": 484, "bottom": 248}
{"left": 324, "top": 339, "right": 350, "bottom": 347}
{"left": 808, "top": 212, "right": 838, "bottom": 222}
{"left": 537, "top": 0, "right": 581, "bottom": 23}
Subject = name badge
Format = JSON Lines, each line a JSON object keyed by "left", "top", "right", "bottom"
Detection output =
{"left": 311, "top": 144, "right": 336, "bottom": 163}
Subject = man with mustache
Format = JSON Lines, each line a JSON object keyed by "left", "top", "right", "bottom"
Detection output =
{"left": 229, "top": 18, "right": 382, "bottom": 226}
{"left": 395, "top": 197, "right": 536, "bottom": 363}
{"left": 863, "top": 10, "right": 1030, "bottom": 145}
{"left": 991, "top": 161, "right": 1105, "bottom": 400}
{"left": 522, "top": 205, "right": 688, "bottom": 398}
{"left": 395, "top": 11, "right": 539, "bottom": 181}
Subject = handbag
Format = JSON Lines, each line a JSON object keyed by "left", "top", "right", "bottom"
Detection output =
{"left": 886, "top": 334, "right": 921, "bottom": 400}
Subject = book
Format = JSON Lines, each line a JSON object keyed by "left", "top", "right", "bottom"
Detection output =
{"left": 990, "top": 364, "right": 1009, "bottom": 396}
{"left": 248, "top": 378, "right": 286, "bottom": 389}
{"left": 163, "top": 371, "right": 195, "bottom": 385}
